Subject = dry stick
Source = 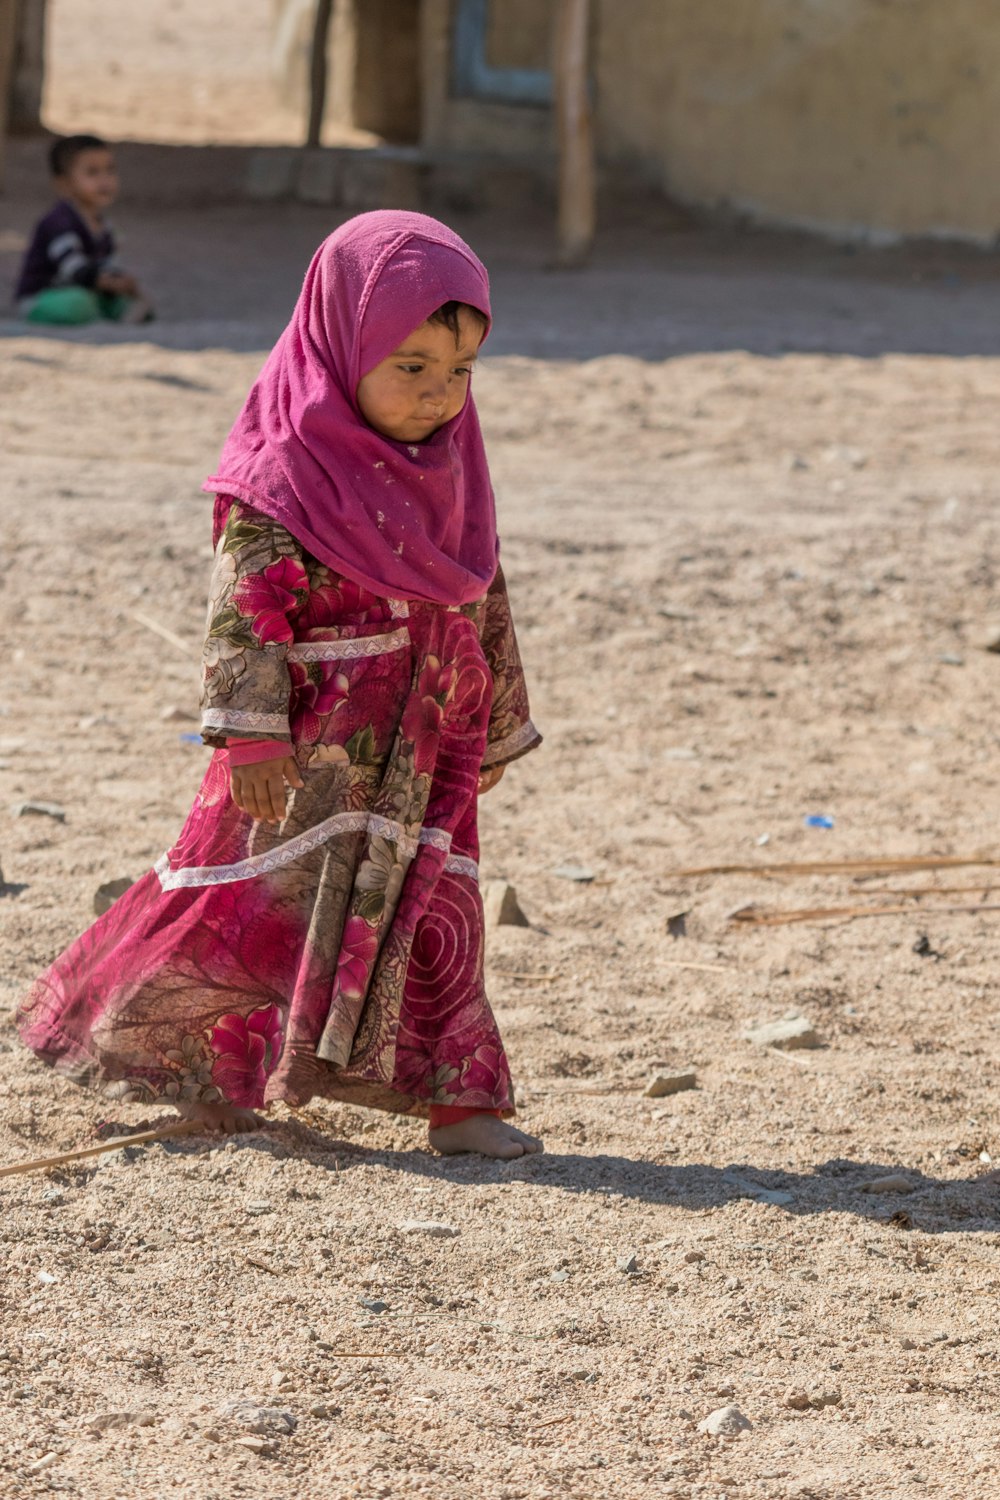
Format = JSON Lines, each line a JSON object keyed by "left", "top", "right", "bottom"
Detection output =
{"left": 671, "top": 855, "right": 1000, "bottom": 879}
{"left": 731, "top": 902, "right": 1000, "bottom": 929}
{"left": 492, "top": 970, "right": 563, "bottom": 983}
{"left": 853, "top": 883, "right": 996, "bottom": 898}
{"left": 129, "top": 609, "right": 199, "bottom": 660}
{"left": 0, "top": 1119, "right": 201, "bottom": 1180}
{"left": 661, "top": 958, "right": 733, "bottom": 973}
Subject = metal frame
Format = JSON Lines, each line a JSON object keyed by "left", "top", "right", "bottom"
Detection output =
{"left": 451, "top": 0, "right": 553, "bottom": 106}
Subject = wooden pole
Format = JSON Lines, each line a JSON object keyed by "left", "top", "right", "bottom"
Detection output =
{"left": 0, "top": 0, "right": 20, "bottom": 190}
{"left": 9, "top": 0, "right": 46, "bottom": 135}
{"left": 553, "top": 0, "right": 595, "bottom": 268}
{"left": 306, "top": 0, "right": 334, "bottom": 149}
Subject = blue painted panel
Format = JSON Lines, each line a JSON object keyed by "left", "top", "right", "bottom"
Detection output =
{"left": 452, "top": 0, "right": 553, "bottom": 106}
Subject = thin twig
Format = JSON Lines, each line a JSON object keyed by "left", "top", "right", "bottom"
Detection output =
{"left": 492, "top": 970, "right": 563, "bottom": 983}
{"left": 129, "top": 610, "right": 198, "bottom": 659}
{"left": 0, "top": 1119, "right": 201, "bottom": 1179}
{"left": 661, "top": 958, "right": 733, "bottom": 973}
{"left": 672, "top": 855, "right": 1000, "bottom": 879}
{"left": 731, "top": 901, "right": 1000, "bottom": 928}
{"left": 852, "top": 883, "right": 995, "bottom": 897}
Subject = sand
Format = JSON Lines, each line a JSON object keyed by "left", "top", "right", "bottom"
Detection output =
{"left": 5, "top": 15, "right": 1000, "bottom": 1493}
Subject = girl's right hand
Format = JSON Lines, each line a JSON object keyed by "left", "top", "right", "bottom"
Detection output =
{"left": 230, "top": 756, "right": 305, "bottom": 825}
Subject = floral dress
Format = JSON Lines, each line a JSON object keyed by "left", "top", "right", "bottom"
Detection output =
{"left": 16, "top": 499, "right": 541, "bottom": 1117}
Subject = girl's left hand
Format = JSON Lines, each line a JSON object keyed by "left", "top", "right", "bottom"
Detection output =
{"left": 478, "top": 764, "right": 506, "bottom": 795}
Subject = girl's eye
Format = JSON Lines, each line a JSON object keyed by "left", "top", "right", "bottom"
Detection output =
{"left": 399, "top": 364, "right": 423, "bottom": 374}
{"left": 454, "top": 366, "right": 473, "bottom": 377}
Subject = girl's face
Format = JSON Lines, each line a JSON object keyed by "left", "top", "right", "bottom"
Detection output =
{"left": 356, "top": 307, "right": 484, "bottom": 443}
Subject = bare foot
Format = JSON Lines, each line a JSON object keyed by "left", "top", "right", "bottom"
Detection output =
{"left": 428, "top": 1115, "right": 543, "bottom": 1159}
{"left": 176, "top": 1100, "right": 263, "bottom": 1135}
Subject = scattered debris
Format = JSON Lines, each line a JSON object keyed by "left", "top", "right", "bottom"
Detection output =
{"left": 398, "top": 1220, "right": 461, "bottom": 1239}
{"left": 742, "top": 1016, "right": 821, "bottom": 1051}
{"left": 82, "top": 1410, "right": 155, "bottom": 1433}
{"left": 245, "top": 1202, "right": 273, "bottom": 1217}
{"left": 482, "top": 880, "right": 530, "bottom": 928}
{"left": 684, "top": 1250, "right": 705, "bottom": 1264}
{"left": 11, "top": 800, "right": 65, "bottom": 822}
{"left": 666, "top": 910, "right": 689, "bottom": 939}
{"left": 809, "top": 1389, "right": 842, "bottom": 1409}
{"left": 644, "top": 1071, "right": 697, "bottom": 1099}
{"left": 912, "top": 933, "right": 943, "bottom": 960}
{"left": 697, "top": 1404, "right": 752, "bottom": 1437}
{"left": 937, "top": 653, "right": 964, "bottom": 667}
{"left": 26, "top": 1453, "right": 60, "bottom": 1474}
{"left": 359, "top": 1298, "right": 389, "bottom": 1314}
{"left": 552, "top": 864, "right": 595, "bottom": 883}
{"left": 616, "top": 1253, "right": 639, "bottom": 1274}
{"left": 93, "top": 877, "right": 134, "bottom": 916}
{"left": 803, "top": 814, "right": 835, "bottom": 830}
{"left": 861, "top": 1174, "right": 916, "bottom": 1195}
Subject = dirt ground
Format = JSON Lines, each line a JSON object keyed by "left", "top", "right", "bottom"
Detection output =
{"left": 6, "top": 29, "right": 1000, "bottom": 1496}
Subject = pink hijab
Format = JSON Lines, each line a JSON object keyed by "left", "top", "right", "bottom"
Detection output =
{"left": 205, "top": 211, "right": 497, "bottom": 606}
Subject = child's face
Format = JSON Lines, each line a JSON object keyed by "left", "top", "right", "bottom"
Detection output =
{"left": 57, "top": 149, "right": 118, "bottom": 214}
{"left": 356, "top": 308, "right": 483, "bottom": 443}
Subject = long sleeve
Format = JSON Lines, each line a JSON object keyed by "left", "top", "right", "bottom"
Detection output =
{"left": 200, "top": 501, "right": 309, "bottom": 750}
{"left": 479, "top": 564, "right": 542, "bottom": 770}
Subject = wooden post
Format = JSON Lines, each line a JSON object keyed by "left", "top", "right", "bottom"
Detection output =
{"left": 306, "top": 0, "right": 334, "bottom": 148}
{"left": 9, "top": 0, "right": 46, "bottom": 135}
{"left": 0, "top": 0, "right": 20, "bottom": 190}
{"left": 553, "top": 0, "right": 595, "bottom": 268}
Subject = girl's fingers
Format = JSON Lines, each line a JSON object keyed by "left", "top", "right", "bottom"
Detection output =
{"left": 267, "top": 774, "right": 286, "bottom": 822}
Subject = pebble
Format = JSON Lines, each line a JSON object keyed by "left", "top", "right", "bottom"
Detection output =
{"left": 160, "top": 704, "right": 198, "bottom": 722}
{"left": 245, "top": 1201, "right": 273, "bottom": 1216}
{"left": 742, "top": 1015, "right": 821, "bottom": 1050}
{"left": 645, "top": 1071, "right": 697, "bottom": 1098}
{"left": 784, "top": 1387, "right": 811, "bottom": 1410}
{"left": 398, "top": 1219, "right": 460, "bottom": 1238}
{"left": 11, "top": 800, "right": 66, "bottom": 822}
{"left": 26, "top": 1453, "right": 59, "bottom": 1474}
{"left": 482, "top": 880, "right": 530, "bottom": 928}
{"left": 616, "top": 1253, "right": 639, "bottom": 1274}
{"left": 809, "top": 1389, "right": 842, "bottom": 1408}
{"left": 860, "top": 1174, "right": 915, "bottom": 1194}
{"left": 549, "top": 1270, "right": 570, "bottom": 1283}
{"left": 234, "top": 1436, "right": 270, "bottom": 1453}
{"left": 359, "top": 1298, "right": 389, "bottom": 1314}
{"left": 552, "top": 864, "right": 596, "bottom": 883}
{"left": 82, "top": 1409, "right": 154, "bottom": 1432}
{"left": 93, "top": 876, "right": 134, "bottom": 916}
{"left": 216, "top": 1398, "right": 296, "bottom": 1436}
{"left": 684, "top": 1250, "right": 705, "bottom": 1264}
{"left": 697, "top": 1404, "right": 752, "bottom": 1437}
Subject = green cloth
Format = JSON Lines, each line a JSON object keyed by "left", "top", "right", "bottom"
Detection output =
{"left": 24, "top": 286, "right": 130, "bottom": 325}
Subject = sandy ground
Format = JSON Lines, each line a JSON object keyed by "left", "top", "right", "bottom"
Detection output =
{"left": 7, "top": 82, "right": 1000, "bottom": 1500}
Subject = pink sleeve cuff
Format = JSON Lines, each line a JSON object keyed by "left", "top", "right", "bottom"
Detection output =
{"left": 225, "top": 738, "right": 292, "bottom": 766}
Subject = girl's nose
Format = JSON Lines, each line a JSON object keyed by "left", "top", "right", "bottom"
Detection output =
{"left": 421, "top": 377, "right": 448, "bottom": 411}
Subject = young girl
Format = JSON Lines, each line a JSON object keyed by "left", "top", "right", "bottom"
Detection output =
{"left": 17, "top": 211, "right": 542, "bottom": 1160}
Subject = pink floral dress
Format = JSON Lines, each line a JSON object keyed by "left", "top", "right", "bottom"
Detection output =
{"left": 16, "top": 500, "right": 541, "bottom": 1117}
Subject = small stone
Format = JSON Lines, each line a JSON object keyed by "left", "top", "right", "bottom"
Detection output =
{"left": 482, "top": 880, "right": 530, "bottom": 928}
{"left": 245, "top": 1201, "right": 273, "bottom": 1216}
{"left": 697, "top": 1404, "right": 752, "bottom": 1437}
{"left": 974, "top": 622, "right": 1000, "bottom": 654}
{"left": 11, "top": 800, "right": 65, "bottom": 822}
{"left": 616, "top": 1253, "right": 639, "bottom": 1274}
{"left": 216, "top": 1399, "right": 296, "bottom": 1436}
{"left": 549, "top": 1270, "right": 570, "bottom": 1283}
{"left": 783, "top": 1387, "right": 811, "bottom": 1410}
{"left": 742, "top": 1016, "right": 821, "bottom": 1050}
{"left": 234, "top": 1436, "right": 270, "bottom": 1453}
{"left": 900, "top": 1337, "right": 918, "bottom": 1350}
{"left": 93, "top": 877, "right": 133, "bottom": 916}
{"left": 160, "top": 705, "right": 198, "bottom": 722}
{"left": 82, "top": 1410, "right": 142, "bottom": 1433}
{"left": 27, "top": 1453, "right": 59, "bottom": 1473}
{"left": 938, "top": 653, "right": 965, "bottom": 667}
{"left": 645, "top": 1071, "right": 697, "bottom": 1099}
{"left": 552, "top": 864, "right": 595, "bottom": 883}
{"left": 860, "top": 1174, "right": 916, "bottom": 1194}
{"left": 809, "top": 1389, "right": 842, "bottom": 1409}
{"left": 308, "top": 1401, "right": 337, "bottom": 1418}
{"left": 36, "top": 1270, "right": 56, "bottom": 1285}
{"left": 684, "top": 1250, "right": 705, "bottom": 1264}
{"left": 666, "top": 910, "right": 689, "bottom": 939}
{"left": 398, "top": 1220, "right": 460, "bottom": 1238}
{"left": 359, "top": 1298, "right": 389, "bottom": 1314}
{"left": 714, "top": 1383, "right": 735, "bottom": 1398}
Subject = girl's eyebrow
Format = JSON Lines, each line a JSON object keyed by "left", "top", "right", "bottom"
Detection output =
{"left": 393, "top": 346, "right": 479, "bottom": 361}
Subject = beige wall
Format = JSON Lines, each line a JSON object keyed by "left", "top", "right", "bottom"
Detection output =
{"left": 595, "top": 0, "right": 1000, "bottom": 244}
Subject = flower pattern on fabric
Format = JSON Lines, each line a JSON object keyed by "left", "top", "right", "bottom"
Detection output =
{"left": 17, "top": 501, "right": 540, "bottom": 1119}
{"left": 233, "top": 556, "right": 309, "bottom": 645}
{"left": 210, "top": 1004, "right": 284, "bottom": 1107}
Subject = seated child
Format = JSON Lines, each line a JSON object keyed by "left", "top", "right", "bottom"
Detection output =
{"left": 15, "top": 134, "right": 153, "bottom": 326}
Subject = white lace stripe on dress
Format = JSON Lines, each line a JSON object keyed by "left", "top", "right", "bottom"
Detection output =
{"left": 386, "top": 599, "right": 410, "bottom": 619}
{"left": 443, "top": 853, "right": 480, "bottom": 882}
{"left": 154, "top": 812, "right": 476, "bottom": 891}
{"left": 202, "top": 708, "right": 291, "bottom": 734}
{"left": 286, "top": 627, "right": 409, "bottom": 663}
{"left": 480, "top": 717, "right": 541, "bottom": 768}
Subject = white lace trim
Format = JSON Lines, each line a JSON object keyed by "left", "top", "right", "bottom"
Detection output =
{"left": 443, "top": 853, "right": 479, "bottom": 882}
{"left": 481, "top": 718, "right": 540, "bottom": 768}
{"left": 202, "top": 708, "right": 290, "bottom": 734}
{"left": 287, "top": 628, "right": 409, "bottom": 663}
{"left": 155, "top": 812, "right": 461, "bottom": 890}
{"left": 387, "top": 599, "right": 410, "bottom": 619}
